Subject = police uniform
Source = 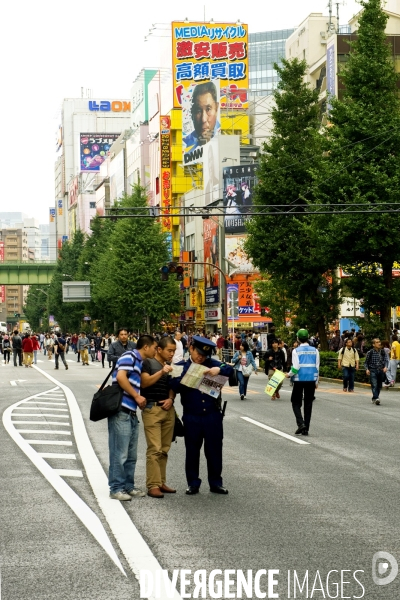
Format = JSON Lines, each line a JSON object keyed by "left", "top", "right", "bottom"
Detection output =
{"left": 170, "top": 336, "right": 233, "bottom": 495}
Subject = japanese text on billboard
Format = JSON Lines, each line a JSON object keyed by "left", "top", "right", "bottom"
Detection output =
{"left": 203, "top": 218, "right": 219, "bottom": 304}
{"left": 80, "top": 133, "right": 120, "bottom": 172}
{"left": 172, "top": 22, "right": 249, "bottom": 111}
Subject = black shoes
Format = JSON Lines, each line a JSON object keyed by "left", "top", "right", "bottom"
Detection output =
{"left": 295, "top": 424, "right": 307, "bottom": 435}
{"left": 240, "top": 394, "right": 244, "bottom": 400}
{"left": 210, "top": 485, "right": 229, "bottom": 494}
{"left": 186, "top": 486, "right": 199, "bottom": 495}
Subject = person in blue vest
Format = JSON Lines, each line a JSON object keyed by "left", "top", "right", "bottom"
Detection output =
{"left": 170, "top": 336, "right": 233, "bottom": 495}
{"left": 286, "top": 328, "right": 319, "bottom": 436}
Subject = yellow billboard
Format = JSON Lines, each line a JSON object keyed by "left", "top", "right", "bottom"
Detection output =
{"left": 172, "top": 21, "right": 249, "bottom": 111}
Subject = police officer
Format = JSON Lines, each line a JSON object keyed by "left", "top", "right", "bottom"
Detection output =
{"left": 170, "top": 336, "right": 233, "bottom": 495}
{"left": 286, "top": 329, "right": 319, "bottom": 436}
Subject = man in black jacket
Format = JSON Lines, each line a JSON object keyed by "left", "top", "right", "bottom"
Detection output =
{"left": 11, "top": 330, "right": 22, "bottom": 366}
{"left": 107, "top": 328, "right": 136, "bottom": 367}
{"left": 263, "top": 339, "right": 287, "bottom": 400}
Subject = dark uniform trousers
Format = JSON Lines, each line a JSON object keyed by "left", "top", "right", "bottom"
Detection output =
{"left": 291, "top": 381, "right": 316, "bottom": 430}
{"left": 183, "top": 411, "right": 223, "bottom": 488}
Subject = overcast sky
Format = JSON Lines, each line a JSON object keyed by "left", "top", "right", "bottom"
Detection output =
{"left": 0, "top": 0, "right": 360, "bottom": 224}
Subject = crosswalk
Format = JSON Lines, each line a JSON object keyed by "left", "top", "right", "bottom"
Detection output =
{"left": 7, "top": 387, "right": 82, "bottom": 476}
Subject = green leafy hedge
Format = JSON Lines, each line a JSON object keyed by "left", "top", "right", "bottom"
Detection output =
{"left": 319, "top": 351, "right": 398, "bottom": 384}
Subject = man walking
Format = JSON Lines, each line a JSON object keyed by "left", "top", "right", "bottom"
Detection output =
{"left": 172, "top": 331, "right": 184, "bottom": 364}
{"left": 12, "top": 330, "right": 22, "bottom": 367}
{"left": 54, "top": 333, "right": 69, "bottom": 370}
{"left": 141, "top": 337, "right": 176, "bottom": 498}
{"left": 170, "top": 336, "right": 233, "bottom": 496}
{"left": 22, "top": 333, "right": 34, "bottom": 368}
{"left": 77, "top": 332, "right": 90, "bottom": 366}
{"left": 108, "top": 335, "right": 157, "bottom": 501}
{"left": 365, "top": 339, "right": 389, "bottom": 405}
{"left": 338, "top": 338, "right": 359, "bottom": 392}
{"left": 386, "top": 334, "right": 400, "bottom": 387}
{"left": 286, "top": 329, "right": 319, "bottom": 436}
{"left": 107, "top": 328, "right": 136, "bottom": 368}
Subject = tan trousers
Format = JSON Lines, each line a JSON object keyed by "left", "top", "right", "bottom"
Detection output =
{"left": 142, "top": 405, "right": 175, "bottom": 490}
{"left": 80, "top": 349, "right": 89, "bottom": 364}
{"left": 23, "top": 352, "right": 33, "bottom": 366}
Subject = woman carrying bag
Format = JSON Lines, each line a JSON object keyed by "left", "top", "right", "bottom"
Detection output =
{"left": 231, "top": 341, "right": 257, "bottom": 401}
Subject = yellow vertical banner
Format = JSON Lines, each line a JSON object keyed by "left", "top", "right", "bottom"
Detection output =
{"left": 160, "top": 116, "right": 172, "bottom": 232}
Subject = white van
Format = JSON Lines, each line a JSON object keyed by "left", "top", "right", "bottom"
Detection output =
{"left": 0, "top": 322, "right": 7, "bottom": 334}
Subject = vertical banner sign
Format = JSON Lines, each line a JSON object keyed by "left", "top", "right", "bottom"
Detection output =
{"left": 0, "top": 241, "right": 4, "bottom": 304}
{"left": 58, "top": 199, "right": 63, "bottom": 216}
{"left": 172, "top": 22, "right": 249, "bottom": 111}
{"left": 326, "top": 39, "right": 336, "bottom": 113}
{"left": 160, "top": 116, "right": 172, "bottom": 232}
{"left": 49, "top": 208, "right": 56, "bottom": 223}
{"left": 223, "top": 163, "right": 257, "bottom": 233}
{"left": 238, "top": 280, "right": 254, "bottom": 314}
{"left": 203, "top": 219, "right": 220, "bottom": 304}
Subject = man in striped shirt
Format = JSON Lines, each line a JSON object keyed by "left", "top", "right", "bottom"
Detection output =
{"left": 108, "top": 335, "right": 157, "bottom": 501}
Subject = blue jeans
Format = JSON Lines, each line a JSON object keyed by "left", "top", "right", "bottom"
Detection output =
{"left": 237, "top": 370, "right": 249, "bottom": 396}
{"left": 342, "top": 366, "right": 355, "bottom": 391}
{"left": 108, "top": 410, "right": 139, "bottom": 493}
{"left": 370, "top": 369, "right": 384, "bottom": 400}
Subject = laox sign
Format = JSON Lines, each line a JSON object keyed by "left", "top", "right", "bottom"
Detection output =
{"left": 88, "top": 100, "right": 131, "bottom": 112}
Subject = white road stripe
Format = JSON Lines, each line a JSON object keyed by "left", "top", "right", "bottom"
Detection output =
{"left": 25, "top": 401, "right": 67, "bottom": 406}
{"left": 16, "top": 430, "right": 71, "bottom": 435}
{"left": 33, "top": 365, "right": 183, "bottom": 598}
{"left": 13, "top": 407, "right": 68, "bottom": 412}
{"left": 54, "top": 469, "right": 83, "bottom": 477}
{"left": 39, "top": 453, "right": 76, "bottom": 459}
{"left": 13, "top": 413, "right": 69, "bottom": 418}
{"left": 241, "top": 416, "right": 311, "bottom": 445}
{"left": 12, "top": 421, "right": 71, "bottom": 426}
{"left": 3, "top": 389, "right": 125, "bottom": 576}
{"left": 26, "top": 440, "right": 73, "bottom": 445}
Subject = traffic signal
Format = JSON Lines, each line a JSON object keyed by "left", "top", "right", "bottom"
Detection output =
{"left": 160, "top": 265, "right": 169, "bottom": 281}
{"left": 176, "top": 266, "right": 184, "bottom": 281}
{"left": 228, "top": 292, "right": 239, "bottom": 318}
{"left": 14, "top": 312, "right": 20, "bottom": 318}
{"left": 160, "top": 263, "right": 185, "bottom": 281}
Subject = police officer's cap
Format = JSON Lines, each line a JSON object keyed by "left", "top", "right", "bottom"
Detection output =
{"left": 297, "top": 328, "right": 309, "bottom": 341}
{"left": 191, "top": 335, "right": 216, "bottom": 356}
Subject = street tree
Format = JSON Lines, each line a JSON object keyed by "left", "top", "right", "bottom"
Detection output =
{"left": 318, "top": 0, "right": 400, "bottom": 339}
{"left": 23, "top": 286, "right": 49, "bottom": 331}
{"left": 90, "top": 185, "right": 181, "bottom": 331}
{"left": 245, "top": 58, "right": 340, "bottom": 349}
{"left": 46, "top": 230, "right": 87, "bottom": 332}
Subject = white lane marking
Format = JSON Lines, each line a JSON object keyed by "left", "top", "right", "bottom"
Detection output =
{"left": 13, "top": 407, "right": 68, "bottom": 412}
{"left": 25, "top": 401, "right": 67, "bottom": 406}
{"left": 3, "top": 388, "right": 126, "bottom": 576}
{"left": 39, "top": 453, "right": 76, "bottom": 459}
{"left": 27, "top": 440, "right": 73, "bottom": 445}
{"left": 33, "top": 365, "right": 183, "bottom": 598}
{"left": 54, "top": 469, "right": 83, "bottom": 478}
{"left": 10, "top": 381, "right": 17, "bottom": 386}
{"left": 13, "top": 413, "right": 69, "bottom": 418}
{"left": 12, "top": 421, "right": 71, "bottom": 426}
{"left": 241, "top": 417, "right": 311, "bottom": 445}
{"left": 16, "top": 430, "right": 71, "bottom": 435}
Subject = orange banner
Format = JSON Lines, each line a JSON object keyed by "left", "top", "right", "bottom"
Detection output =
{"left": 160, "top": 116, "right": 172, "bottom": 232}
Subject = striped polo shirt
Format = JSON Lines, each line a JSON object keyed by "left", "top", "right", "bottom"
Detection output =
{"left": 112, "top": 349, "right": 143, "bottom": 411}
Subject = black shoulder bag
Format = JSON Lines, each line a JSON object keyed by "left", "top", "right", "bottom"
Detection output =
{"left": 90, "top": 367, "right": 123, "bottom": 422}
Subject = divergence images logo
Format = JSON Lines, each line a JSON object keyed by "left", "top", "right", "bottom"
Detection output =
{"left": 372, "top": 552, "right": 399, "bottom": 586}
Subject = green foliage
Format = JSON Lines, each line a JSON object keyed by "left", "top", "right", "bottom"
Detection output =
{"left": 90, "top": 186, "right": 181, "bottom": 330}
{"left": 245, "top": 58, "right": 340, "bottom": 349}
{"left": 317, "top": 0, "right": 400, "bottom": 338}
{"left": 26, "top": 184, "right": 181, "bottom": 333}
{"left": 23, "top": 286, "right": 49, "bottom": 330}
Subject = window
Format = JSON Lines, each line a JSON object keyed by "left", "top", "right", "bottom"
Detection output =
{"left": 89, "top": 202, "right": 96, "bottom": 209}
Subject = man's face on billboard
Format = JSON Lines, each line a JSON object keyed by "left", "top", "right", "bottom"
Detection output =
{"left": 192, "top": 92, "right": 218, "bottom": 141}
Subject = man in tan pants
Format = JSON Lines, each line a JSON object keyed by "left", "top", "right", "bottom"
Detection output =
{"left": 141, "top": 337, "right": 176, "bottom": 498}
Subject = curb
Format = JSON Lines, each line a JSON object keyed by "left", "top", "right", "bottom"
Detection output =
{"left": 319, "top": 377, "right": 400, "bottom": 391}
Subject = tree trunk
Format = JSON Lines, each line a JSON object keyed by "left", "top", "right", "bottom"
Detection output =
{"left": 317, "top": 316, "right": 328, "bottom": 351}
{"left": 381, "top": 262, "right": 393, "bottom": 341}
